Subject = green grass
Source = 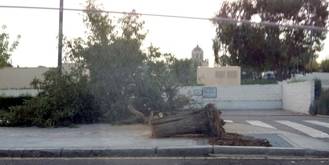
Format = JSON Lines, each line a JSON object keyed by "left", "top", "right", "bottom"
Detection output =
{"left": 242, "top": 79, "right": 278, "bottom": 85}
{"left": 287, "top": 79, "right": 306, "bottom": 83}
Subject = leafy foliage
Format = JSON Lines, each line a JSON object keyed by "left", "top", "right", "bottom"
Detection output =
{"left": 241, "top": 79, "right": 277, "bottom": 85}
{"left": 305, "top": 59, "right": 320, "bottom": 72}
{"left": 317, "top": 89, "right": 329, "bottom": 115}
{"left": 320, "top": 59, "right": 329, "bottom": 72}
{"left": 310, "top": 80, "right": 326, "bottom": 115}
{"left": 65, "top": 1, "right": 192, "bottom": 123}
{"left": 214, "top": 0, "right": 328, "bottom": 80}
{"left": 1, "top": 0, "right": 194, "bottom": 127}
{"left": 0, "top": 25, "right": 20, "bottom": 68}
{"left": 0, "top": 96, "right": 32, "bottom": 111}
{"left": 0, "top": 69, "right": 99, "bottom": 127}
{"left": 314, "top": 79, "right": 322, "bottom": 100}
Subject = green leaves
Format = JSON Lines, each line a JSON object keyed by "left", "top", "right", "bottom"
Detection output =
{"left": 320, "top": 59, "right": 329, "bottom": 72}
{"left": 119, "top": 10, "right": 147, "bottom": 42}
{"left": 0, "top": 25, "right": 20, "bottom": 68}
{"left": 215, "top": 0, "right": 329, "bottom": 79}
{"left": 1, "top": 68, "right": 99, "bottom": 127}
{"left": 53, "top": 0, "right": 193, "bottom": 124}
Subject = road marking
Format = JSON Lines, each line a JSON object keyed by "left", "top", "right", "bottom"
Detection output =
{"left": 304, "top": 120, "right": 329, "bottom": 129}
{"left": 246, "top": 120, "right": 276, "bottom": 129}
{"left": 224, "top": 120, "right": 233, "bottom": 123}
{"left": 276, "top": 120, "right": 329, "bottom": 138}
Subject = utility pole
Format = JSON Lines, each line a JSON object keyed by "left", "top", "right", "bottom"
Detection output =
{"left": 58, "top": 0, "right": 64, "bottom": 73}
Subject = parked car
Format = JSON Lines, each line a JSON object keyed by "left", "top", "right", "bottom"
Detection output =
{"left": 261, "top": 71, "right": 275, "bottom": 80}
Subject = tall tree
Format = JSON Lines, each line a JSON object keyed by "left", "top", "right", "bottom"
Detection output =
{"left": 171, "top": 58, "right": 197, "bottom": 85}
{"left": 321, "top": 59, "right": 329, "bottom": 72}
{"left": 0, "top": 25, "right": 20, "bottom": 68}
{"left": 65, "top": 0, "right": 190, "bottom": 123}
{"left": 214, "top": 0, "right": 328, "bottom": 79}
{"left": 212, "top": 38, "right": 220, "bottom": 65}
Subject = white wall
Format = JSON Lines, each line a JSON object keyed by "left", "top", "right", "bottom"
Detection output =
{"left": 0, "top": 89, "right": 39, "bottom": 97}
{"left": 282, "top": 81, "right": 314, "bottom": 114}
{"left": 0, "top": 64, "right": 75, "bottom": 90}
{"left": 0, "top": 67, "right": 48, "bottom": 89}
{"left": 180, "top": 81, "right": 314, "bottom": 113}
{"left": 179, "top": 84, "right": 282, "bottom": 110}
{"left": 293, "top": 72, "right": 329, "bottom": 89}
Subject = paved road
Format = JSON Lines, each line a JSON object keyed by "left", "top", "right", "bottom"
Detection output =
{"left": 222, "top": 109, "right": 329, "bottom": 143}
{"left": 0, "top": 156, "right": 328, "bottom": 165}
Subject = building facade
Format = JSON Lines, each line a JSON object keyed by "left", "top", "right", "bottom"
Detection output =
{"left": 197, "top": 66, "right": 241, "bottom": 86}
{"left": 191, "top": 45, "right": 208, "bottom": 67}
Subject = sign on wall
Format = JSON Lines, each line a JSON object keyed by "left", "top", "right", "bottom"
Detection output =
{"left": 193, "top": 89, "right": 202, "bottom": 96}
{"left": 202, "top": 87, "right": 217, "bottom": 98}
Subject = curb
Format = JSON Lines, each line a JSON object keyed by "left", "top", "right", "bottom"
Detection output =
{"left": 212, "top": 146, "right": 329, "bottom": 157}
{"left": 316, "top": 114, "right": 329, "bottom": 118}
{"left": 0, "top": 146, "right": 328, "bottom": 158}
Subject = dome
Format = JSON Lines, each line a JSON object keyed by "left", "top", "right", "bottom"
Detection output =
{"left": 192, "top": 45, "right": 203, "bottom": 54}
{"left": 192, "top": 45, "right": 204, "bottom": 60}
{"left": 191, "top": 45, "right": 208, "bottom": 67}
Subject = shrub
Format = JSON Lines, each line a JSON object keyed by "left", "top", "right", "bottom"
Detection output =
{"left": 320, "top": 59, "right": 329, "bottom": 72}
{"left": 317, "top": 89, "right": 329, "bottom": 115}
{"left": 241, "top": 79, "right": 278, "bottom": 85}
{"left": 309, "top": 100, "right": 318, "bottom": 115}
{"left": 309, "top": 79, "right": 322, "bottom": 115}
{"left": 0, "top": 69, "right": 100, "bottom": 127}
{"left": 0, "top": 96, "right": 32, "bottom": 111}
{"left": 314, "top": 79, "right": 322, "bottom": 100}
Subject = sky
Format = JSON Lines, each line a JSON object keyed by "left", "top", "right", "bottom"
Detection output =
{"left": 0, "top": 0, "right": 329, "bottom": 67}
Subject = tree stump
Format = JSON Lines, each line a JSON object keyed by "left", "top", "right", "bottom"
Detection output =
{"left": 150, "top": 104, "right": 225, "bottom": 138}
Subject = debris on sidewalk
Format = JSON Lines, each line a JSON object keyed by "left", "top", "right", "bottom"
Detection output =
{"left": 150, "top": 104, "right": 271, "bottom": 147}
{"left": 209, "top": 133, "right": 271, "bottom": 146}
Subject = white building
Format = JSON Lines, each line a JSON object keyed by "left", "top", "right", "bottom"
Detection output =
{"left": 197, "top": 66, "right": 241, "bottom": 86}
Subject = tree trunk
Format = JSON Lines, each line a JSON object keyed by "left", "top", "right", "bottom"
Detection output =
{"left": 127, "top": 104, "right": 148, "bottom": 123}
{"left": 150, "top": 104, "right": 225, "bottom": 138}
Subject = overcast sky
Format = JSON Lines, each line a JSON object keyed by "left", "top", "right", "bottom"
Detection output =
{"left": 0, "top": 0, "right": 328, "bottom": 67}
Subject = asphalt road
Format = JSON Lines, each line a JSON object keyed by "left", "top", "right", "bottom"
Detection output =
{"left": 0, "top": 156, "right": 328, "bottom": 165}
{"left": 222, "top": 109, "right": 329, "bottom": 143}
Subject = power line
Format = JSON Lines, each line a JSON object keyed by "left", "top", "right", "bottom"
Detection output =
{"left": 0, "top": 5, "right": 328, "bottom": 32}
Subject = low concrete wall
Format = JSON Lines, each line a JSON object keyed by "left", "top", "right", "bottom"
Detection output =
{"left": 179, "top": 84, "right": 282, "bottom": 110}
{"left": 293, "top": 72, "right": 329, "bottom": 89}
{"left": 180, "top": 81, "right": 314, "bottom": 113}
{"left": 0, "top": 64, "right": 75, "bottom": 90}
{"left": 0, "top": 89, "right": 39, "bottom": 97}
{"left": 0, "top": 67, "right": 48, "bottom": 89}
{"left": 282, "top": 81, "right": 314, "bottom": 114}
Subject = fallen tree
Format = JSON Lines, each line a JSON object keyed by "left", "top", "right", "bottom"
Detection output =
{"left": 150, "top": 104, "right": 271, "bottom": 147}
{"left": 150, "top": 104, "right": 225, "bottom": 138}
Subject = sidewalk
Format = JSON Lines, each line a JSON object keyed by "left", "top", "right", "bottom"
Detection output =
{"left": 0, "top": 124, "right": 207, "bottom": 149}
{"left": 225, "top": 123, "right": 329, "bottom": 151}
{"left": 0, "top": 123, "right": 328, "bottom": 157}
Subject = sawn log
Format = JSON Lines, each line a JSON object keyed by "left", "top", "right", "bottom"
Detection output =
{"left": 150, "top": 104, "right": 225, "bottom": 138}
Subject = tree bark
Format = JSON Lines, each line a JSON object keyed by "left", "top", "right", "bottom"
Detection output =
{"left": 150, "top": 104, "right": 225, "bottom": 138}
